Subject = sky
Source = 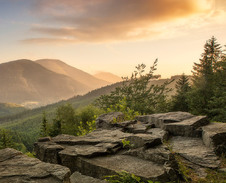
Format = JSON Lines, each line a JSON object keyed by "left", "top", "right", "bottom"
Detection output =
{"left": 0, "top": 0, "right": 226, "bottom": 78}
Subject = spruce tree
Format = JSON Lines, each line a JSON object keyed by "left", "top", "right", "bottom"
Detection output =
{"left": 49, "top": 119, "right": 62, "bottom": 137}
{"left": 0, "top": 129, "right": 15, "bottom": 149}
{"left": 171, "top": 74, "right": 191, "bottom": 112}
{"left": 189, "top": 36, "right": 222, "bottom": 115}
{"left": 40, "top": 111, "right": 48, "bottom": 137}
{"left": 208, "top": 46, "right": 226, "bottom": 121}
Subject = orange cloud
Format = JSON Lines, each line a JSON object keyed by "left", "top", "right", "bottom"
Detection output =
{"left": 22, "top": 0, "right": 219, "bottom": 44}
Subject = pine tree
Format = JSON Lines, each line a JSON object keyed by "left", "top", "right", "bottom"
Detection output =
{"left": 49, "top": 119, "right": 62, "bottom": 137}
{"left": 54, "top": 104, "right": 78, "bottom": 135}
{"left": 208, "top": 47, "right": 226, "bottom": 121}
{"left": 0, "top": 129, "right": 15, "bottom": 149}
{"left": 40, "top": 111, "right": 48, "bottom": 137}
{"left": 171, "top": 74, "right": 191, "bottom": 112}
{"left": 189, "top": 36, "right": 222, "bottom": 115}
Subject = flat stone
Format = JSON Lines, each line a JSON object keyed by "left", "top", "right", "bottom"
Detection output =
{"left": 202, "top": 122, "right": 226, "bottom": 155}
{"left": 125, "top": 134, "right": 162, "bottom": 149}
{"left": 96, "top": 112, "right": 125, "bottom": 129}
{"left": 38, "top": 130, "right": 131, "bottom": 172}
{"left": 135, "top": 115, "right": 152, "bottom": 123}
{"left": 0, "top": 148, "right": 71, "bottom": 183}
{"left": 38, "top": 136, "right": 51, "bottom": 142}
{"left": 125, "top": 122, "right": 154, "bottom": 134}
{"left": 126, "top": 123, "right": 147, "bottom": 133}
{"left": 146, "top": 128, "right": 169, "bottom": 141}
{"left": 59, "top": 143, "right": 120, "bottom": 158}
{"left": 34, "top": 141, "right": 64, "bottom": 164}
{"left": 70, "top": 171, "right": 106, "bottom": 183}
{"left": 164, "top": 116, "right": 209, "bottom": 137}
{"left": 124, "top": 145, "right": 173, "bottom": 165}
{"left": 78, "top": 155, "right": 170, "bottom": 182}
{"left": 52, "top": 130, "right": 131, "bottom": 145}
{"left": 145, "top": 112, "right": 194, "bottom": 128}
{"left": 171, "top": 136, "right": 220, "bottom": 168}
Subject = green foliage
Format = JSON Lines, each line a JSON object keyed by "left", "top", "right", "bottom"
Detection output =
{"left": 170, "top": 74, "right": 191, "bottom": 112}
{"left": 48, "top": 104, "right": 103, "bottom": 137}
{"left": 25, "top": 151, "right": 36, "bottom": 158}
{"left": 121, "top": 138, "right": 133, "bottom": 148}
{"left": 0, "top": 81, "right": 121, "bottom": 151}
{"left": 207, "top": 51, "right": 226, "bottom": 121}
{"left": 76, "top": 120, "right": 96, "bottom": 136}
{"left": 49, "top": 119, "right": 62, "bottom": 137}
{"left": 106, "top": 97, "right": 140, "bottom": 121}
{"left": 105, "top": 171, "right": 159, "bottom": 183}
{"left": 188, "top": 36, "right": 225, "bottom": 121}
{"left": 54, "top": 103, "right": 78, "bottom": 135}
{"left": 0, "top": 103, "right": 26, "bottom": 118}
{"left": 39, "top": 111, "right": 48, "bottom": 137}
{"left": 96, "top": 60, "right": 172, "bottom": 115}
{"left": 0, "top": 128, "right": 15, "bottom": 149}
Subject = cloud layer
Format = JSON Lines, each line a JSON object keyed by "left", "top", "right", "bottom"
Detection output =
{"left": 22, "top": 0, "right": 222, "bottom": 44}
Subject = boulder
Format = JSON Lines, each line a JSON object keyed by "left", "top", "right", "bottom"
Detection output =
{"left": 96, "top": 112, "right": 124, "bottom": 129}
{"left": 124, "top": 145, "right": 174, "bottom": 165}
{"left": 33, "top": 112, "right": 224, "bottom": 182}
{"left": 34, "top": 129, "right": 177, "bottom": 182}
{"left": 145, "top": 128, "right": 169, "bottom": 141}
{"left": 78, "top": 155, "right": 170, "bottom": 182}
{"left": 202, "top": 122, "right": 226, "bottom": 155}
{"left": 164, "top": 116, "right": 209, "bottom": 137}
{"left": 125, "top": 134, "right": 162, "bottom": 149}
{"left": 34, "top": 141, "right": 64, "bottom": 164}
{"left": 52, "top": 130, "right": 131, "bottom": 145}
{"left": 0, "top": 148, "right": 71, "bottom": 183}
{"left": 171, "top": 136, "right": 220, "bottom": 169}
{"left": 145, "top": 112, "right": 194, "bottom": 128}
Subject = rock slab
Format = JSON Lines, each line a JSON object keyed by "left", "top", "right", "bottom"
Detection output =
{"left": 0, "top": 148, "right": 71, "bottom": 183}
{"left": 202, "top": 122, "right": 226, "bottom": 155}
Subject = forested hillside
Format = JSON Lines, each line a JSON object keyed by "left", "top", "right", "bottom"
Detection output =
{"left": 0, "top": 37, "right": 225, "bottom": 154}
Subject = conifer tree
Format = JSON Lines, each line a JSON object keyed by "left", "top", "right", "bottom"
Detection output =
{"left": 189, "top": 36, "right": 222, "bottom": 115}
{"left": 49, "top": 119, "right": 62, "bottom": 137}
{"left": 0, "top": 129, "right": 15, "bottom": 149}
{"left": 40, "top": 111, "right": 48, "bottom": 137}
{"left": 54, "top": 104, "right": 78, "bottom": 135}
{"left": 208, "top": 46, "right": 226, "bottom": 121}
{"left": 171, "top": 74, "right": 191, "bottom": 112}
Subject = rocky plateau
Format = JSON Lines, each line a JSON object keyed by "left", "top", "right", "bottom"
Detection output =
{"left": 1, "top": 111, "right": 226, "bottom": 182}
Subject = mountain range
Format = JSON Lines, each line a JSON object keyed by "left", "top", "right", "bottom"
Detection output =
{"left": 93, "top": 72, "right": 122, "bottom": 83}
{"left": 0, "top": 59, "right": 114, "bottom": 107}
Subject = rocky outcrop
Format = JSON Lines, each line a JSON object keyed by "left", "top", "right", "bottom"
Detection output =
{"left": 33, "top": 112, "right": 225, "bottom": 182}
{"left": 171, "top": 136, "right": 220, "bottom": 168}
{"left": 202, "top": 122, "right": 226, "bottom": 155}
{"left": 0, "top": 148, "right": 71, "bottom": 183}
{"left": 95, "top": 112, "right": 125, "bottom": 129}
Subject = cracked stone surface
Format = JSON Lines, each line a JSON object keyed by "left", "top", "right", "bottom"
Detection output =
{"left": 171, "top": 136, "right": 220, "bottom": 168}
{"left": 32, "top": 112, "right": 225, "bottom": 182}
{"left": 0, "top": 148, "right": 71, "bottom": 183}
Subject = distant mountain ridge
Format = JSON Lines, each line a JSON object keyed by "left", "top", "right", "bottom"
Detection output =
{"left": 93, "top": 72, "right": 122, "bottom": 83}
{"left": 0, "top": 103, "right": 26, "bottom": 117}
{"left": 36, "top": 59, "right": 110, "bottom": 90}
{"left": 0, "top": 59, "right": 110, "bottom": 107}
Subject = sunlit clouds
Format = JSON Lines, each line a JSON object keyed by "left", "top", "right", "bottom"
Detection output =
{"left": 21, "top": 0, "right": 224, "bottom": 44}
{"left": 1, "top": 0, "right": 226, "bottom": 78}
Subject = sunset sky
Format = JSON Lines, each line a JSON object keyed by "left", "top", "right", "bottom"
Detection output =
{"left": 0, "top": 0, "right": 226, "bottom": 78}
